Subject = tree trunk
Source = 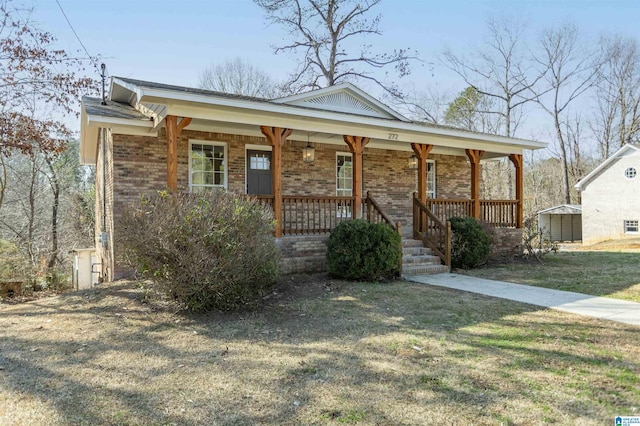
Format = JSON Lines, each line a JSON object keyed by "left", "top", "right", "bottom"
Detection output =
{"left": 46, "top": 157, "right": 60, "bottom": 270}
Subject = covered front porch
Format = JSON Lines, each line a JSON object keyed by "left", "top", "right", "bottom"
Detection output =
{"left": 82, "top": 78, "right": 545, "bottom": 277}
{"left": 162, "top": 117, "right": 525, "bottom": 268}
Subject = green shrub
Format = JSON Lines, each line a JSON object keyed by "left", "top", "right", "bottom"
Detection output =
{"left": 449, "top": 217, "right": 492, "bottom": 269}
{"left": 326, "top": 219, "right": 401, "bottom": 280}
{"left": 118, "top": 191, "right": 279, "bottom": 312}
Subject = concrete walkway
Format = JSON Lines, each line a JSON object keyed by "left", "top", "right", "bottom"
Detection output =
{"left": 406, "top": 273, "right": 640, "bottom": 326}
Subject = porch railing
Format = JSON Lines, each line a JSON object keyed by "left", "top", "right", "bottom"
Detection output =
{"left": 479, "top": 200, "right": 517, "bottom": 228}
{"left": 363, "top": 191, "right": 401, "bottom": 235}
{"left": 413, "top": 193, "right": 451, "bottom": 267}
{"left": 262, "top": 195, "right": 356, "bottom": 235}
{"left": 254, "top": 192, "right": 399, "bottom": 236}
{"left": 427, "top": 198, "right": 518, "bottom": 228}
{"left": 426, "top": 199, "right": 473, "bottom": 223}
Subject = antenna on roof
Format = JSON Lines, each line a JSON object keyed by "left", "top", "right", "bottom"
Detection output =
{"left": 100, "top": 63, "right": 107, "bottom": 105}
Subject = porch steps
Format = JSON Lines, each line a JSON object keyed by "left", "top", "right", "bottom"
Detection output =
{"left": 401, "top": 238, "right": 449, "bottom": 276}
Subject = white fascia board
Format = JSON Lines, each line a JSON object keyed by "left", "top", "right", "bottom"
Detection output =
{"left": 167, "top": 104, "right": 528, "bottom": 155}
{"left": 80, "top": 112, "right": 157, "bottom": 164}
{"left": 575, "top": 144, "right": 640, "bottom": 191}
{"left": 80, "top": 108, "right": 98, "bottom": 165}
{"left": 86, "top": 115, "right": 156, "bottom": 131}
{"left": 110, "top": 78, "right": 143, "bottom": 104}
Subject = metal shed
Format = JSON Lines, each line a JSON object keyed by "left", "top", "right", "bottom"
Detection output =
{"left": 537, "top": 205, "right": 582, "bottom": 242}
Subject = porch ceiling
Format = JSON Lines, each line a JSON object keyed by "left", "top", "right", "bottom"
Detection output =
{"left": 162, "top": 100, "right": 540, "bottom": 158}
{"left": 184, "top": 117, "right": 476, "bottom": 157}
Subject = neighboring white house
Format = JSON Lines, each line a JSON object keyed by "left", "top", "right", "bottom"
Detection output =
{"left": 537, "top": 205, "right": 582, "bottom": 242}
{"left": 575, "top": 144, "right": 640, "bottom": 245}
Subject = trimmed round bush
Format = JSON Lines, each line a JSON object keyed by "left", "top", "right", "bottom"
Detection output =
{"left": 449, "top": 216, "right": 492, "bottom": 269}
{"left": 119, "top": 191, "right": 279, "bottom": 311}
{"left": 326, "top": 219, "right": 401, "bottom": 280}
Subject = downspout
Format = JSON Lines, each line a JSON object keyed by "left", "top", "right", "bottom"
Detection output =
{"left": 102, "top": 127, "right": 107, "bottom": 239}
{"left": 100, "top": 64, "right": 108, "bottom": 282}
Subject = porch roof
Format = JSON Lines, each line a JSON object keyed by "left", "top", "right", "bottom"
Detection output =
{"left": 80, "top": 77, "right": 547, "bottom": 165}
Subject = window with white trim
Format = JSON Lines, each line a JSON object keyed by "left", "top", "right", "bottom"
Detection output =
{"left": 625, "top": 167, "right": 637, "bottom": 179}
{"left": 189, "top": 141, "right": 227, "bottom": 192}
{"left": 624, "top": 220, "right": 639, "bottom": 233}
{"left": 427, "top": 160, "right": 436, "bottom": 198}
{"left": 336, "top": 153, "right": 353, "bottom": 197}
{"left": 336, "top": 153, "right": 353, "bottom": 218}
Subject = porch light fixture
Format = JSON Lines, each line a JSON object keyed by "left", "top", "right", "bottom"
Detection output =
{"left": 303, "top": 134, "right": 315, "bottom": 163}
{"left": 408, "top": 154, "right": 418, "bottom": 170}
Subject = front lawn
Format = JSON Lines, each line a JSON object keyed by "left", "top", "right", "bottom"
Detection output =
{"left": 0, "top": 276, "right": 638, "bottom": 425}
{"left": 460, "top": 251, "right": 640, "bottom": 302}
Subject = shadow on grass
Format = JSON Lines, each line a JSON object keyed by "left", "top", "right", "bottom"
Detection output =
{"left": 0, "top": 277, "right": 638, "bottom": 425}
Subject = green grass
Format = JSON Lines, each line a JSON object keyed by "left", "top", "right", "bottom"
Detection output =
{"left": 461, "top": 251, "right": 640, "bottom": 302}
{"left": 0, "top": 277, "right": 638, "bottom": 425}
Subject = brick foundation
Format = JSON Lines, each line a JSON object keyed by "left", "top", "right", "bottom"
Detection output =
{"left": 490, "top": 227, "right": 523, "bottom": 259}
{"left": 276, "top": 235, "right": 330, "bottom": 274}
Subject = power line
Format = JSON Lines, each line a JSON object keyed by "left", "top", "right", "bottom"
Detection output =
{"left": 54, "top": 0, "right": 99, "bottom": 72}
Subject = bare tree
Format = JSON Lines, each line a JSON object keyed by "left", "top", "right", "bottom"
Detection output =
{"left": 0, "top": 0, "right": 95, "bottom": 160}
{"left": 253, "top": 0, "right": 416, "bottom": 94}
{"left": 395, "top": 84, "right": 451, "bottom": 124}
{"left": 534, "top": 24, "right": 600, "bottom": 204}
{"left": 536, "top": 25, "right": 600, "bottom": 204}
{"left": 0, "top": 139, "right": 94, "bottom": 282}
{"left": 442, "top": 17, "right": 547, "bottom": 138}
{"left": 524, "top": 151, "right": 565, "bottom": 219}
{"left": 198, "top": 58, "right": 284, "bottom": 98}
{"left": 591, "top": 35, "right": 640, "bottom": 159}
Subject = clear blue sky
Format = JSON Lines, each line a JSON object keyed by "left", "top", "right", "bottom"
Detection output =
{"left": 32, "top": 0, "right": 640, "bottom": 88}
{"left": 29, "top": 0, "right": 640, "bottom": 138}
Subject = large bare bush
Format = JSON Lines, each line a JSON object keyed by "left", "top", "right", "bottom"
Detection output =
{"left": 119, "top": 191, "right": 279, "bottom": 311}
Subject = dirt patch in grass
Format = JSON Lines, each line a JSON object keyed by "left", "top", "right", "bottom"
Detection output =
{"left": 1, "top": 275, "right": 638, "bottom": 425}
{"left": 578, "top": 238, "right": 640, "bottom": 252}
{"left": 462, "top": 250, "right": 640, "bottom": 302}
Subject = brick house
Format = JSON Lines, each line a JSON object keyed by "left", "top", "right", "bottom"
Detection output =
{"left": 80, "top": 78, "right": 546, "bottom": 281}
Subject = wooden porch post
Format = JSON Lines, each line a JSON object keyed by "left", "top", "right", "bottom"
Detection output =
{"left": 343, "top": 135, "right": 370, "bottom": 219}
{"left": 165, "top": 115, "right": 192, "bottom": 191}
{"left": 465, "top": 149, "right": 485, "bottom": 219}
{"left": 509, "top": 153, "right": 524, "bottom": 228}
{"left": 260, "top": 126, "right": 293, "bottom": 238}
{"left": 411, "top": 143, "right": 434, "bottom": 203}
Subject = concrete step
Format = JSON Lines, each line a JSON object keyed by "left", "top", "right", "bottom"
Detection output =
{"left": 402, "top": 264, "right": 450, "bottom": 276}
{"left": 402, "top": 254, "right": 441, "bottom": 265}
{"left": 400, "top": 237, "right": 449, "bottom": 276}
{"left": 403, "top": 246, "right": 433, "bottom": 256}
{"left": 402, "top": 238, "right": 449, "bottom": 276}
{"left": 401, "top": 238, "right": 424, "bottom": 248}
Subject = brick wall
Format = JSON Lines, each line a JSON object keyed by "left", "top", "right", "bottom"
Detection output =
{"left": 276, "top": 235, "right": 330, "bottom": 274}
{"left": 110, "top": 130, "right": 472, "bottom": 225}
{"left": 490, "top": 227, "right": 523, "bottom": 259}
{"left": 433, "top": 154, "right": 473, "bottom": 199}
{"left": 105, "top": 130, "right": 474, "bottom": 278}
